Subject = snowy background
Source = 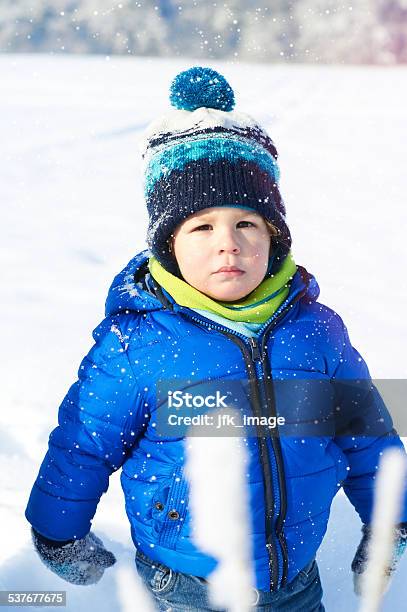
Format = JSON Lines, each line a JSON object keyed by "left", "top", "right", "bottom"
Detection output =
{"left": 1, "top": 54, "right": 407, "bottom": 610}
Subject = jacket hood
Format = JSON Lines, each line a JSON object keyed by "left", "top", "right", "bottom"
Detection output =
{"left": 105, "top": 249, "right": 162, "bottom": 317}
{"left": 105, "top": 248, "right": 320, "bottom": 318}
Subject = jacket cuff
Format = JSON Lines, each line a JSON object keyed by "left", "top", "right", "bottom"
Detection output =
{"left": 25, "top": 483, "right": 97, "bottom": 541}
{"left": 32, "top": 528, "right": 75, "bottom": 548}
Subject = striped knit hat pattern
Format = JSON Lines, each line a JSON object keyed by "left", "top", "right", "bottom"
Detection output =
{"left": 138, "top": 66, "right": 291, "bottom": 275}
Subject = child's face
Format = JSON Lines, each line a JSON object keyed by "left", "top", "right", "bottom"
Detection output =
{"left": 172, "top": 207, "right": 271, "bottom": 301}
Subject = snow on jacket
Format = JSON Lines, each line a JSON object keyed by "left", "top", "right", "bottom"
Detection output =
{"left": 25, "top": 249, "right": 407, "bottom": 591}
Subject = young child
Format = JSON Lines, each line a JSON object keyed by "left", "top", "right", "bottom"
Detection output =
{"left": 26, "top": 67, "right": 407, "bottom": 611}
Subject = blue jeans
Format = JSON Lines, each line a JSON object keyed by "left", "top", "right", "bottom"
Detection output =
{"left": 135, "top": 548, "right": 325, "bottom": 611}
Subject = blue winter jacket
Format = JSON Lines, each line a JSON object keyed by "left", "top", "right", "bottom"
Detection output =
{"left": 25, "top": 250, "right": 407, "bottom": 591}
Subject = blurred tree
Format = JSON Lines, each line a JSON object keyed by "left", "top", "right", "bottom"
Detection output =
{"left": 293, "top": 0, "right": 391, "bottom": 63}
{"left": 0, "top": 0, "right": 405, "bottom": 64}
{"left": 378, "top": 0, "right": 407, "bottom": 61}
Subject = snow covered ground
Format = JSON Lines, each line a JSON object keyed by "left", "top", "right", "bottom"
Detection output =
{"left": 1, "top": 53, "right": 406, "bottom": 610}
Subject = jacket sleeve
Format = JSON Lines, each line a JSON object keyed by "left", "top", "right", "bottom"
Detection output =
{"left": 331, "top": 321, "right": 407, "bottom": 525}
{"left": 25, "top": 316, "right": 146, "bottom": 541}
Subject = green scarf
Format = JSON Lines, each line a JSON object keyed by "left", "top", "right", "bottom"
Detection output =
{"left": 148, "top": 252, "right": 297, "bottom": 324}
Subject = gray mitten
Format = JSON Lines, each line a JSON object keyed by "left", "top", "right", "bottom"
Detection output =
{"left": 352, "top": 523, "right": 407, "bottom": 596}
{"left": 31, "top": 528, "right": 116, "bottom": 586}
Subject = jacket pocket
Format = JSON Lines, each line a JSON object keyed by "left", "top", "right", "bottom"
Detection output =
{"left": 153, "top": 468, "right": 190, "bottom": 549}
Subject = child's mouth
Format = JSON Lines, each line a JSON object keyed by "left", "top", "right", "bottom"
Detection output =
{"left": 214, "top": 267, "right": 245, "bottom": 277}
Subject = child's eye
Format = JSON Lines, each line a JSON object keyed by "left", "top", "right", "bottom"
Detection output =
{"left": 237, "top": 221, "right": 255, "bottom": 228}
{"left": 193, "top": 224, "right": 212, "bottom": 231}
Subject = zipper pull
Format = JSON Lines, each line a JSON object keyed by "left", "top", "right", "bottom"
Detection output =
{"left": 249, "top": 337, "right": 262, "bottom": 361}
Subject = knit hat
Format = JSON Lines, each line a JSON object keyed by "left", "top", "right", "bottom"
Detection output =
{"left": 138, "top": 66, "right": 291, "bottom": 276}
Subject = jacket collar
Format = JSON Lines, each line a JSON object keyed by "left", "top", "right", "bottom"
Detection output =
{"left": 105, "top": 249, "right": 320, "bottom": 318}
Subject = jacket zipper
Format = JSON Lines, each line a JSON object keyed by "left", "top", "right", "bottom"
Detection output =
{"left": 259, "top": 332, "right": 289, "bottom": 586}
{"left": 248, "top": 336, "right": 281, "bottom": 590}
{"left": 246, "top": 335, "right": 280, "bottom": 589}
{"left": 176, "top": 306, "right": 294, "bottom": 590}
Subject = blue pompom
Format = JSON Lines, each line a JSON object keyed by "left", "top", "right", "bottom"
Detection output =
{"left": 169, "top": 67, "right": 235, "bottom": 112}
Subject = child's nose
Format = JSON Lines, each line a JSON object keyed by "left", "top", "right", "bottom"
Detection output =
{"left": 217, "top": 229, "right": 241, "bottom": 254}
